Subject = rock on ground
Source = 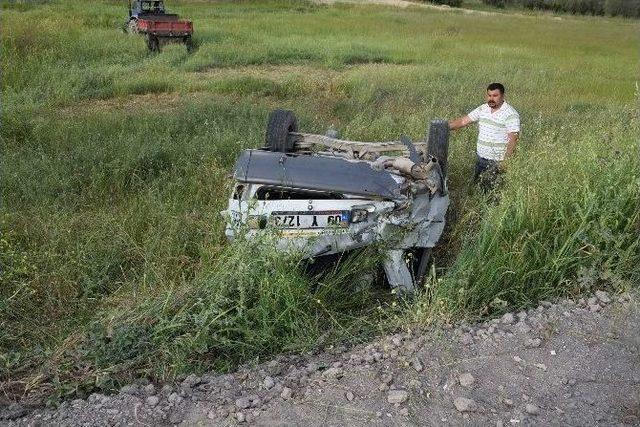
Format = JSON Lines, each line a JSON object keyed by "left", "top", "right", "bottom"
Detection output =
{"left": 387, "top": 390, "right": 408, "bottom": 404}
{"left": 458, "top": 372, "right": 475, "bottom": 387}
{"left": 453, "top": 397, "right": 477, "bottom": 412}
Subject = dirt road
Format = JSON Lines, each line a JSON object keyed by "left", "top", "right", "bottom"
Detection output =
{"left": 4, "top": 290, "right": 638, "bottom": 426}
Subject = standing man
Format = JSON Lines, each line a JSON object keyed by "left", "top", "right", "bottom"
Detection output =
{"left": 448, "top": 83, "right": 520, "bottom": 188}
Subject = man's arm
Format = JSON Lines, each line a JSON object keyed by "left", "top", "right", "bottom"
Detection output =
{"left": 504, "top": 111, "right": 520, "bottom": 159}
{"left": 448, "top": 115, "right": 473, "bottom": 130}
{"left": 504, "top": 132, "right": 519, "bottom": 159}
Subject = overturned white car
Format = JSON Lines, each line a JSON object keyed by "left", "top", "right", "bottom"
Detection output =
{"left": 223, "top": 110, "right": 450, "bottom": 294}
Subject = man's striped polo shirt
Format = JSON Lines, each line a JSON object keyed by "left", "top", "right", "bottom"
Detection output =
{"left": 467, "top": 102, "right": 520, "bottom": 161}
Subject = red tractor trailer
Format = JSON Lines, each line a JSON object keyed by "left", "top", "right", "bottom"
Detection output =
{"left": 126, "top": 0, "right": 193, "bottom": 52}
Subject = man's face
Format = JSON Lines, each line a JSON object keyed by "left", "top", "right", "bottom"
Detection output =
{"left": 486, "top": 89, "right": 504, "bottom": 108}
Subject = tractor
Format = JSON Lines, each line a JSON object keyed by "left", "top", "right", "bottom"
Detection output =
{"left": 126, "top": 0, "right": 194, "bottom": 52}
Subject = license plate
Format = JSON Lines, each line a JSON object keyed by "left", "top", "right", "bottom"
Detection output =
{"left": 270, "top": 211, "right": 350, "bottom": 229}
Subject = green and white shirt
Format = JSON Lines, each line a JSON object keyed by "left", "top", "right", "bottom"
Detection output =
{"left": 467, "top": 102, "right": 520, "bottom": 161}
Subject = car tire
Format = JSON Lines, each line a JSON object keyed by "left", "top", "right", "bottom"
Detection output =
{"left": 266, "top": 109, "right": 298, "bottom": 153}
{"left": 426, "top": 120, "right": 449, "bottom": 177}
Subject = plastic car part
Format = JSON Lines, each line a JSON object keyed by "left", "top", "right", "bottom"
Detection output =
{"left": 383, "top": 250, "right": 415, "bottom": 294}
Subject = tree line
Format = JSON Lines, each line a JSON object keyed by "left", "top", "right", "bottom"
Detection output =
{"left": 427, "top": 0, "right": 639, "bottom": 17}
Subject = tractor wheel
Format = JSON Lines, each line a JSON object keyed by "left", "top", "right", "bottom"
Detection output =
{"left": 426, "top": 119, "right": 450, "bottom": 178}
{"left": 127, "top": 19, "right": 139, "bottom": 34}
{"left": 184, "top": 36, "right": 194, "bottom": 53}
{"left": 265, "top": 109, "right": 298, "bottom": 153}
{"left": 146, "top": 35, "right": 160, "bottom": 53}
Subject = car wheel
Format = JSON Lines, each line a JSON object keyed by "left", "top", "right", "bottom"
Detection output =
{"left": 426, "top": 120, "right": 449, "bottom": 177}
{"left": 265, "top": 109, "right": 298, "bottom": 153}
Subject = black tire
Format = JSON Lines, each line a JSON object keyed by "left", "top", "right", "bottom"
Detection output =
{"left": 184, "top": 36, "right": 194, "bottom": 53}
{"left": 147, "top": 35, "right": 160, "bottom": 53}
{"left": 426, "top": 120, "right": 450, "bottom": 177}
{"left": 265, "top": 109, "right": 298, "bottom": 153}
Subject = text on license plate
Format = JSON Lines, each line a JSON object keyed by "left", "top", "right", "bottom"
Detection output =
{"left": 271, "top": 211, "right": 350, "bottom": 229}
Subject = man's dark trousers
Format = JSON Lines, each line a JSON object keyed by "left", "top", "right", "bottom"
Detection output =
{"left": 474, "top": 155, "right": 502, "bottom": 191}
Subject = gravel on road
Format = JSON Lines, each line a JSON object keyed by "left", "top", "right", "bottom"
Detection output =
{"left": 3, "top": 290, "right": 639, "bottom": 426}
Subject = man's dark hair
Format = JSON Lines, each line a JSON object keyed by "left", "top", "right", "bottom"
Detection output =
{"left": 487, "top": 82, "right": 505, "bottom": 94}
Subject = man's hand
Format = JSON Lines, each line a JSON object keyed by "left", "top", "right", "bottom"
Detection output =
{"left": 448, "top": 115, "right": 473, "bottom": 130}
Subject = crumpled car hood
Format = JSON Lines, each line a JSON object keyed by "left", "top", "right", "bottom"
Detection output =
{"left": 233, "top": 149, "right": 405, "bottom": 201}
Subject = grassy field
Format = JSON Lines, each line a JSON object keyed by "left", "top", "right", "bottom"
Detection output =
{"left": 2, "top": 0, "right": 638, "bottom": 401}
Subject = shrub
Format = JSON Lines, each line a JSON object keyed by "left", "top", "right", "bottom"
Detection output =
{"left": 427, "top": 0, "right": 464, "bottom": 7}
{"left": 427, "top": 112, "right": 640, "bottom": 317}
{"left": 520, "top": 0, "right": 611, "bottom": 15}
{"left": 57, "top": 236, "right": 388, "bottom": 393}
{"left": 481, "top": 0, "right": 511, "bottom": 8}
{"left": 604, "top": 0, "right": 640, "bottom": 16}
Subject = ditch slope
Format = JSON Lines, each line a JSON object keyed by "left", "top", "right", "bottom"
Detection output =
{"left": 4, "top": 289, "right": 638, "bottom": 426}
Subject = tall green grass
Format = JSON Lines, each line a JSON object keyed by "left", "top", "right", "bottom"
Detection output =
{"left": 1, "top": 0, "right": 638, "bottom": 400}
{"left": 426, "top": 109, "right": 639, "bottom": 319}
{"left": 52, "top": 235, "right": 388, "bottom": 397}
